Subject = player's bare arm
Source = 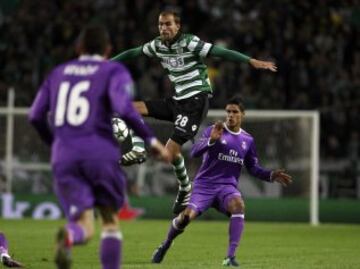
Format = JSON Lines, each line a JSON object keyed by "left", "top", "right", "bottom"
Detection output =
{"left": 249, "top": 59, "right": 277, "bottom": 72}
{"left": 271, "top": 169, "right": 292, "bottom": 186}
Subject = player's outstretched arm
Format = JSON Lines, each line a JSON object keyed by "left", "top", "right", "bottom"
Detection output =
{"left": 209, "top": 45, "right": 277, "bottom": 72}
{"left": 271, "top": 169, "right": 292, "bottom": 186}
{"left": 249, "top": 59, "right": 277, "bottom": 72}
{"left": 111, "top": 46, "right": 143, "bottom": 62}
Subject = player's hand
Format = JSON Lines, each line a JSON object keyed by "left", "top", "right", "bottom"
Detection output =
{"left": 249, "top": 59, "right": 277, "bottom": 72}
{"left": 150, "top": 139, "right": 172, "bottom": 163}
{"left": 271, "top": 169, "right": 292, "bottom": 186}
{"left": 209, "top": 121, "right": 224, "bottom": 144}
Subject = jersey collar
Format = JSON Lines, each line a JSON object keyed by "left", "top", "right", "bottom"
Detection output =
{"left": 224, "top": 124, "right": 242, "bottom": 135}
{"left": 162, "top": 32, "right": 182, "bottom": 47}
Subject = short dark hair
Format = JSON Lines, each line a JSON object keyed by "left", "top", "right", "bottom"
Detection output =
{"left": 77, "top": 24, "right": 110, "bottom": 54}
{"left": 159, "top": 10, "right": 181, "bottom": 25}
{"left": 226, "top": 96, "right": 245, "bottom": 112}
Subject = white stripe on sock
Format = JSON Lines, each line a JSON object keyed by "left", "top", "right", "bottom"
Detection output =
{"left": 101, "top": 230, "right": 123, "bottom": 240}
{"left": 231, "top": 214, "right": 244, "bottom": 219}
{"left": 0, "top": 253, "right": 10, "bottom": 263}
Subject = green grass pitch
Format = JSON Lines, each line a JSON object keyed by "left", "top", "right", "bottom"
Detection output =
{"left": 1, "top": 219, "right": 359, "bottom": 269}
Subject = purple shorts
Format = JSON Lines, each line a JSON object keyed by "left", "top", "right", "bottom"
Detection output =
{"left": 188, "top": 182, "right": 241, "bottom": 216}
{"left": 53, "top": 160, "right": 126, "bottom": 221}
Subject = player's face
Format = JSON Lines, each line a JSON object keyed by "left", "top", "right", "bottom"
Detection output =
{"left": 158, "top": 14, "right": 180, "bottom": 41}
{"left": 225, "top": 104, "right": 244, "bottom": 131}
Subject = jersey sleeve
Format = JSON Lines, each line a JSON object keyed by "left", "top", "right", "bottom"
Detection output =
{"left": 190, "top": 126, "right": 214, "bottom": 157}
{"left": 111, "top": 46, "right": 143, "bottom": 62}
{"left": 244, "top": 139, "right": 272, "bottom": 181}
{"left": 186, "top": 34, "right": 213, "bottom": 58}
{"left": 108, "top": 65, "right": 155, "bottom": 144}
{"left": 28, "top": 76, "right": 53, "bottom": 145}
{"left": 142, "top": 39, "right": 157, "bottom": 57}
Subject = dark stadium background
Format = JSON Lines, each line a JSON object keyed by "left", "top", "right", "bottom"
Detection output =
{"left": 0, "top": 0, "right": 359, "bottom": 217}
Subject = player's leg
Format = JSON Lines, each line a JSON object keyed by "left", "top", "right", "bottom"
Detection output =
{"left": 166, "top": 139, "right": 192, "bottom": 214}
{"left": 170, "top": 94, "right": 209, "bottom": 214}
{"left": 0, "top": 233, "right": 23, "bottom": 268}
{"left": 86, "top": 160, "right": 126, "bottom": 269}
{"left": 152, "top": 182, "right": 215, "bottom": 263}
{"left": 152, "top": 207, "right": 198, "bottom": 263}
{"left": 222, "top": 197, "right": 244, "bottom": 267}
{"left": 53, "top": 162, "right": 96, "bottom": 269}
{"left": 55, "top": 209, "right": 95, "bottom": 269}
{"left": 98, "top": 207, "right": 122, "bottom": 269}
{"left": 218, "top": 187, "right": 245, "bottom": 267}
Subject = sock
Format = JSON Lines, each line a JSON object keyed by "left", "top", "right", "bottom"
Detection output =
{"left": 0, "top": 233, "right": 8, "bottom": 256}
{"left": 130, "top": 130, "right": 145, "bottom": 151}
{"left": 66, "top": 223, "right": 86, "bottom": 245}
{"left": 163, "top": 218, "right": 184, "bottom": 248}
{"left": 227, "top": 214, "right": 244, "bottom": 258}
{"left": 100, "top": 230, "right": 122, "bottom": 269}
{"left": 172, "top": 155, "right": 190, "bottom": 191}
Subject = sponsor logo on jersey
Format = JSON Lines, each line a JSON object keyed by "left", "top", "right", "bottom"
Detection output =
{"left": 217, "top": 149, "right": 244, "bottom": 164}
{"left": 176, "top": 47, "right": 183, "bottom": 54}
{"left": 163, "top": 57, "right": 185, "bottom": 68}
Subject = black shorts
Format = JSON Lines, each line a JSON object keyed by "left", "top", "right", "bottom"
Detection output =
{"left": 145, "top": 93, "right": 209, "bottom": 145}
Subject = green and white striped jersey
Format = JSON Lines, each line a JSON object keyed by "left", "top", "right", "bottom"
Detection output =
{"left": 142, "top": 33, "right": 213, "bottom": 100}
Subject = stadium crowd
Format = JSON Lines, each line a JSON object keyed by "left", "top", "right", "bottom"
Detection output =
{"left": 0, "top": 0, "right": 359, "bottom": 163}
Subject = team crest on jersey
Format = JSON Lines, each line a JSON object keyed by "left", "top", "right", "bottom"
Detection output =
{"left": 192, "top": 125, "right": 197, "bottom": 131}
{"left": 241, "top": 141, "right": 247, "bottom": 150}
{"left": 221, "top": 139, "right": 227, "bottom": 144}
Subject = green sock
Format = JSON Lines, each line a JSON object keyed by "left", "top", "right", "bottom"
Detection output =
{"left": 172, "top": 155, "right": 190, "bottom": 190}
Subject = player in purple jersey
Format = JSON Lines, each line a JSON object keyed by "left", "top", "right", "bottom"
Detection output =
{"left": 29, "top": 25, "right": 170, "bottom": 269}
{"left": 151, "top": 97, "right": 292, "bottom": 267}
{"left": 0, "top": 233, "right": 23, "bottom": 267}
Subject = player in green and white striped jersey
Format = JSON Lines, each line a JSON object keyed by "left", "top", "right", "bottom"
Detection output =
{"left": 112, "top": 10, "right": 277, "bottom": 214}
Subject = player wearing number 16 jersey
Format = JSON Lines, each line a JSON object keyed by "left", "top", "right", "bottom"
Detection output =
{"left": 29, "top": 24, "right": 170, "bottom": 269}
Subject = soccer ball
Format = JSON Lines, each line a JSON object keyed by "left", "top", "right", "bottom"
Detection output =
{"left": 112, "top": 117, "right": 129, "bottom": 142}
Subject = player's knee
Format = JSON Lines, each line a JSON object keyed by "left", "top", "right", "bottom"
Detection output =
{"left": 178, "top": 214, "right": 191, "bottom": 230}
{"left": 228, "top": 198, "right": 245, "bottom": 214}
{"left": 77, "top": 210, "right": 96, "bottom": 241}
{"left": 84, "top": 222, "right": 95, "bottom": 240}
{"left": 99, "top": 207, "right": 118, "bottom": 225}
{"left": 134, "top": 101, "right": 148, "bottom": 116}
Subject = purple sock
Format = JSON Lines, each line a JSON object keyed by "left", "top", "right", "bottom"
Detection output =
{"left": 0, "top": 233, "right": 8, "bottom": 255}
{"left": 227, "top": 214, "right": 244, "bottom": 258}
{"left": 66, "top": 223, "right": 85, "bottom": 245}
{"left": 100, "top": 230, "right": 122, "bottom": 269}
{"left": 164, "top": 218, "right": 184, "bottom": 248}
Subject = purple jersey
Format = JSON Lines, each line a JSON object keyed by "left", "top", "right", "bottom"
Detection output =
{"left": 191, "top": 124, "right": 272, "bottom": 187}
{"left": 29, "top": 55, "right": 154, "bottom": 164}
